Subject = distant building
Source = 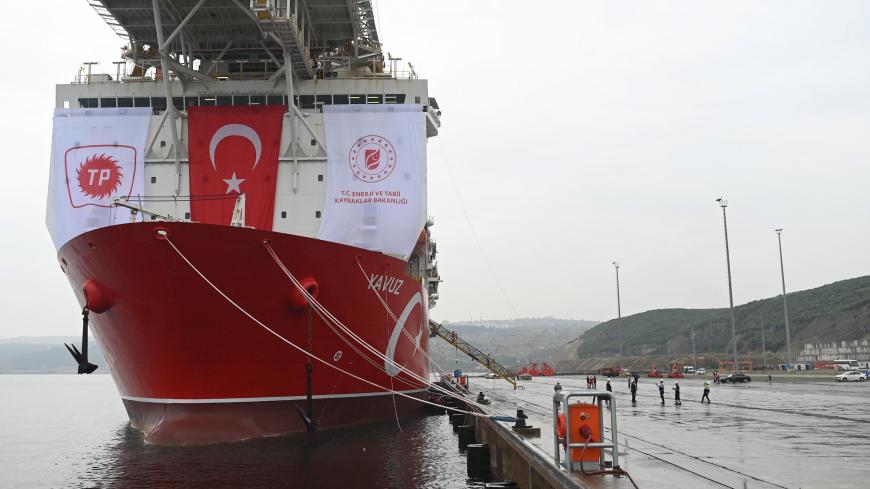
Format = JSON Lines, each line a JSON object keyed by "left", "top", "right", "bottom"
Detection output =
{"left": 797, "top": 339, "right": 870, "bottom": 363}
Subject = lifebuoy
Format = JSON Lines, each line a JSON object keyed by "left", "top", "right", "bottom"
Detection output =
{"left": 289, "top": 277, "right": 319, "bottom": 310}
{"left": 557, "top": 413, "right": 567, "bottom": 448}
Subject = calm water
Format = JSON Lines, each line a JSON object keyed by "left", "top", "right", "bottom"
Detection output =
{"left": 0, "top": 375, "right": 482, "bottom": 489}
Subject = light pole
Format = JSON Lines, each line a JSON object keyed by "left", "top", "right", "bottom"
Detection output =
{"left": 716, "top": 197, "right": 739, "bottom": 369}
{"left": 775, "top": 228, "right": 792, "bottom": 369}
{"left": 612, "top": 261, "right": 622, "bottom": 365}
{"left": 612, "top": 262, "right": 622, "bottom": 318}
{"left": 691, "top": 327, "right": 697, "bottom": 369}
{"left": 761, "top": 313, "right": 767, "bottom": 369}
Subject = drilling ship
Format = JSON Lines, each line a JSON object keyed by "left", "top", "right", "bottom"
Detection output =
{"left": 46, "top": 0, "right": 441, "bottom": 445}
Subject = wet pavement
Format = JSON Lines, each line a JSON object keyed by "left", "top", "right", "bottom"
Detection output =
{"left": 473, "top": 374, "right": 870, "bottom": 489}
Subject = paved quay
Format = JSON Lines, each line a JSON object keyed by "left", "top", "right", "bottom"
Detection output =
{"left": 472, "top": 374, "right": 870, "bottom": 489}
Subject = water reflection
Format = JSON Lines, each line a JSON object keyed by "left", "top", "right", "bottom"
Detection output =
{"left": 74, "top": 415, "right": 480, "bottom": 489}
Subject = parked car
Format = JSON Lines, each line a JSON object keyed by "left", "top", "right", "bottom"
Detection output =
{"left": 695, "top": 368, "right": 707, "bottom": 375}
{"left": 834, "top": 371, "right": 867, "bottom": 382}
{"left": 721, "top": 373, "right": 752, "bottom": 383}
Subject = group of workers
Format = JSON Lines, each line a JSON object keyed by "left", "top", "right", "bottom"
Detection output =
{"left": 555, "top": 376, "right": 713, "bottom": 406}
{"left": 648, "top": 378, "right": 711, "bottom": 405}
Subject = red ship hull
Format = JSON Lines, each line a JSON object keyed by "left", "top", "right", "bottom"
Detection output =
{"left": 58, "top": 222, "right": 430, "bottom": 445}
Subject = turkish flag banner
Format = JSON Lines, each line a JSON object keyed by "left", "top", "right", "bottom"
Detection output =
{"left": 188, "top": 105, "right": 284, "bottom": 230}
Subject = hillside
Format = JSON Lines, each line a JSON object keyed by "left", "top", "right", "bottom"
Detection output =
{"left": 430, "top": 317, "right": 598, "bottom": 372}
{"left": 0, "top": 337, "right": 105, "bottom": 373}
{"left": 554, "top": 275, "right": 870, "bottom": 371}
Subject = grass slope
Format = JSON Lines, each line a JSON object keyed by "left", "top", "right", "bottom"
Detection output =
{"left": 573, "top": 275, "right": 870, "bottom": 360}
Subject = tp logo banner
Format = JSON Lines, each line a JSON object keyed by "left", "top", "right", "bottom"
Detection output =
{"left": 65, "top": 144, "right": 138, "bottom": 208}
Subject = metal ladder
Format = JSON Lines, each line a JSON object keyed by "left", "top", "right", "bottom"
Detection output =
{"left": 250, "top": 3, "right": 315, "bottom": 79}
{"left": 429, "top": 320, "right": 517, "bottom": 389}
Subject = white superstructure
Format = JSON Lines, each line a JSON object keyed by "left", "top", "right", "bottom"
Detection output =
{"left": 62, "top": 0, "right": 442, "bottom": 303}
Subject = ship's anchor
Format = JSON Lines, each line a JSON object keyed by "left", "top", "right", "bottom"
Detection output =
{"left": 292, "top": 404, "right": 317, "bottom": 434}
{"left": 64, "top": 307, "right": 98, "bottom": 374}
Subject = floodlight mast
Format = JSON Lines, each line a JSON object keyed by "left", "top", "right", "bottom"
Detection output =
{"left": 716, "top": 197, "right": 739, "bottom": 370}
{"left": 612, "top": 261, "right": 621, "bottom": 318}
{"left": 775, "top": 228, "right": 792, "bottom": 369}
{"left": 612, "top": 261, "right": 622, "bottom": 366}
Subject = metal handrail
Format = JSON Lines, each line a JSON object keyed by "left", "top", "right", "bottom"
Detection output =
{"left": 552, "top": 390, "right": 620, "bottom": 472}
{"left": 70, "top": 68, "right": 418, "bottom": 84}
{"left": 112, "top": 197, "right": 180, "bottom": 223}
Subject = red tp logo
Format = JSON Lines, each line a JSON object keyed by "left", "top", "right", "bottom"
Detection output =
{"left": 76, "top": 154, "right": 123, "bottom": 199}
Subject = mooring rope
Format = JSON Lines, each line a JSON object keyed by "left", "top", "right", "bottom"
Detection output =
{"left": 285, "top": 280, "right": 487, "bottom": 413}
{"left": 265, "top": 243, "right": 495, "bottom": 412}
{"left": 353, "top": 255, "right": 447, "bottom": 375}
{"left": 383, "top": 291, "right": 404, "bottom": 434}
{"left": 265, "top": 243, "right": 459, "bottom": 394}
{"left": 162, "top": 234, "right": 491, "bottom": 419}
{"left": 263, "top": 242, "right": 494, "bottom": 412}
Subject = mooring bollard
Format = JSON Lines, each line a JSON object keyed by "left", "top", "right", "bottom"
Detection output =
{"left": 511, "top": 409, "right": 541, "bottom": 436}
{"left": 466, "top": 443, "right": 491, "bottom": 479}
{"left": 458, "top": 424, "right": 475, "bottom": 448}
{"left": 451, "top": 413, "right": 465, "bottom": 431}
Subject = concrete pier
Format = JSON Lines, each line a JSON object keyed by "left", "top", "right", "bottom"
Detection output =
{"left": 462, "top": 374, "right": 869, "bottom": 488}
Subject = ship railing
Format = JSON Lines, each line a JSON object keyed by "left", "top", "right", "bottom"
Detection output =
{"left": 73, "top": 75, "right": 163, "bottom": 85}
{"left": 324, "top": 70, "right": 418, "bottom": 81}
{"left": 112, "top": 197, "right": 181, "bottom": 223}
{"left": 73, "top": 67, "right": 162, "bottom": 85}
{"left": 201, "top": 68, "right": 417, "bottom": 81}
{"left": 112, "top": 194, "right": 250, "bottom": 227}
{"left": 70, "top": 67, "right": 417, "bottom": 85}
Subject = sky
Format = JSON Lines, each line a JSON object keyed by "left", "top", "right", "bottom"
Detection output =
{"left": 1, "top": 1, "right": 869, "bottom": 337}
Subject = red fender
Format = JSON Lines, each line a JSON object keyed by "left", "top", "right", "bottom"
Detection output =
{"left": 82, "top": 278, "right": 111, "bottom": 313}
{"left": 289, "top": 277, "right": 320, "bottom": 310}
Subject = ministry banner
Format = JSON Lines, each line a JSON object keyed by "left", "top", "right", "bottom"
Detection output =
{"left": 188, "top": 105, "right": 284, "bottom": 230}
{"left": 46, "top": 108, "right": 151, "bottom": 250}
{"left": 318, "top": 105, "right": 426, "bottom": 258}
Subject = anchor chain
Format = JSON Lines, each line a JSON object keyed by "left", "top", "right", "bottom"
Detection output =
{"left": 304, "top": 306, "right": 316, "bottom": 432}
